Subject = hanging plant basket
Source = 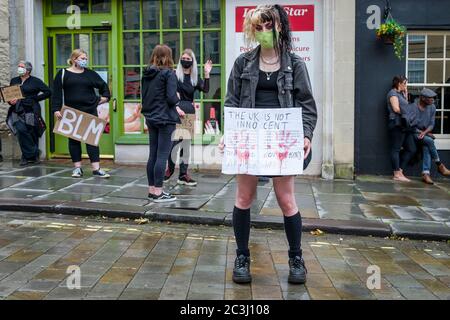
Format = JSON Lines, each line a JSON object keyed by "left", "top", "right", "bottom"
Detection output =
{"left": 376, "top": 19, "right": 406, "bottom": 59}
{"left": 381, "top": 35, "right": 394, "bottom": 45}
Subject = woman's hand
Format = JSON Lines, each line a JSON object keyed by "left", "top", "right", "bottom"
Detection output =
{"left": 176, "top": 106, "right": 186, "bottom": 118}
{"left": 54, "top": 111, "right": 63, "bottom": 120}
{"left": 98, "top": 97, "right": 108, "bottom": 105}
{"left": 204, "top": 59, "right": 213, "bottom": 78}
{"left": 304, "top": 137, "right": 311, "bottom": 159}
{"left": 9, "top": 99, "right": 17, "bottom": 105}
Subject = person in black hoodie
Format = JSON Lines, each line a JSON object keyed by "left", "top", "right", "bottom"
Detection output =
{"left": 6, "top": 60, "right": 51, "bottom": 166}
{"left": 142, "top": 44, "right": 183, "bottom": 202}
{"left": 52, "top": 49, "right": 111, "bottom": 178}
{"left": 164, "top": 49, "right": 212, "bottom": 186}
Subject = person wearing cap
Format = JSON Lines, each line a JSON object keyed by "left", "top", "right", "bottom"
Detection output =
{"left": 6, "top": 60, "right": 51, "bottom": 166}
{"left": 411, "top": 88, "right": 450, "bottom": 184}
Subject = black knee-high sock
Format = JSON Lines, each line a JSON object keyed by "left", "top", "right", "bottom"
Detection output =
{"left": 283, "top": 212, "right": 302, "bottom": 259}
{"left": 233, "top": 206, "right": 251, "bottom": 257}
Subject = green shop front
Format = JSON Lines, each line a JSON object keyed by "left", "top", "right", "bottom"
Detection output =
{"left": 42, "top": 0, "right": 224, "bottom": 163}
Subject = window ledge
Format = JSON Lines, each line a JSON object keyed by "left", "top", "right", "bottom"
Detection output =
{"left": 436, "top": 138, "right": 450, "bottom": 150}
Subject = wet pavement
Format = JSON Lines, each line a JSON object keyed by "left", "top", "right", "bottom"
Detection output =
{"left": 0, "top": 160, "right": 449, "bottom": 240}
{"left": 0, "top": 210, "right": 448, "bottom": 300}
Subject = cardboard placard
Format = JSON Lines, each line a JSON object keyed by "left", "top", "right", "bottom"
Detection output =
{"left": 0, "top": 85, "right": 24, "bottom": 102}
{"left": 172, "top": 114, "right": 195, "bottom": 140}
{"left": 222, "top": 107, "right": 304, "bottom": 176}
{"left": 53, "top": 106, "right": 107, "bottom": 146}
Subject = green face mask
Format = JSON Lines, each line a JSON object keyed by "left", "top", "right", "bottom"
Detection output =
{"left": 255, "top": 30, "right": 278, "bottom": 49}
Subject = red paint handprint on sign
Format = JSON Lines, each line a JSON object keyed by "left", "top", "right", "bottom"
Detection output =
{"left": 267, "top": 130, "right": 298, "bottom": 173}
{"left": 233, "top": 131, "right": 255, "bottom": 173}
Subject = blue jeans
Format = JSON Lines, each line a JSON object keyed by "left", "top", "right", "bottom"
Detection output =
{"left": 416, "top": 135, "right": 440, "bottom": 174}
{"left": 13, "top": 120, "right": 39, "bottom": 160}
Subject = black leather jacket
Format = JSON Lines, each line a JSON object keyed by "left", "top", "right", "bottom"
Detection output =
{"left": 224, "top": 46, "right": 317, "bottom": 140}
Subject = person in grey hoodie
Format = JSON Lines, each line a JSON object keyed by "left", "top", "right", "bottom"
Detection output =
{"left": 141, "top": 44, "right": 183, "bottom": 203}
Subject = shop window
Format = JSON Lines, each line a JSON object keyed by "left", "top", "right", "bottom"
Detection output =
{"left": 56, "top": 34, "right": 72, "bottom": 66}
{"left": 73, "top": 0, "right": 89, "bottom": 13}
{"left": 203, "top": 0, "right": 221, "bottom": 28}
{"left": 183, "top": 0, "right": 201, "bottom": 28}
{"left": 92, "top": 33, "right": 109, "bottom": 66}
{"left": 163, "top": 0, "right": 180, "bottom": 29}
{"left": 143, "top": 0, "right": 160, "bottom": 30}
{"left": 92, "top": 0, "right": 111, "bottom": 13}
{"left": 123, "top": 32, "right": 141, "bottom": 65}
{"left": 407, "top": 32, "right": 450, "bottom": 136}
{"left": 143, "top": 33, "right": 160, "bottom": 63}
{"left": 183, "top": 32, "right": 201, "bottom": 60}
{"left": 123, "top": 0, "right": 140, "bottom": 30}
{"left": 163, "top": 32, "right": 181, "bottom": 63}
{"left": 204, "top": 31, "right": 220, "bottom": 63}
{"left": 51, "top": 0, "right": 111, "bottom": 14}
{"left": 52, "top": 0, "right": 71, "bottom": 14}
{"left": 74, "top": 33, "right": 90, "bottom": 55}
{"left": 124, "top": 67, "right": 141, "bottom": 100}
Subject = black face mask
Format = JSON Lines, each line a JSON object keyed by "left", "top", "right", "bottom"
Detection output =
{"left": 181, "top": 60, "right": 193, "bottom": 69}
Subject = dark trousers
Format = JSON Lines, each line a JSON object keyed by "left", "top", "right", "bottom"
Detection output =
{"left": 147, "top": 120, "right": 175, "bottom": 188}
{"left": 168, "top": 139, "right": 191, "bottom": 177}
{"left": 68, "top": 138, "right": 100, "bottom": 163}
{"left": 13, "top": 121, "right": 39, "bottom": 160}
{"left": 389, "top": 124, "right": 416, "bottom": 171}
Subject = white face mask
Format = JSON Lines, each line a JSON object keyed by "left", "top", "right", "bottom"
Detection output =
{"left": 18, "top": 67, "right": 27, "bottom": 76}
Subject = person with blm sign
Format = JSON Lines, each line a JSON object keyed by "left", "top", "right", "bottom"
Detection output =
{"left": 219, "top": 5, "right": 317, "bottom": 285}
{"left": 51, "top": 49, "right": 111, "bottom": 178}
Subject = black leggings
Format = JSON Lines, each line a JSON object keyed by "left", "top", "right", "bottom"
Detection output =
{"left": 68, "top": 138, "right": 100, "bottom": 163}
{"left": 147, "top": 120, "right": 175, "bottom": 188}
{"left": 389, "top": 125, "right": 416, "bottom": 171}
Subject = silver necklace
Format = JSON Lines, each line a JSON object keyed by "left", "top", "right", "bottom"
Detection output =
{"left": 265, "top": 72, "right": 273, "bottom": 80}
{"left": 260, "top": 55, "right": 279, "bottom": 65}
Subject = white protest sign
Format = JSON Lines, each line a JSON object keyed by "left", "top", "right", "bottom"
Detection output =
{"left": 222, "top": 107, "right": 304, "bottom": 175}
{"left": 53, "top": 106, "right": 107, "bottom": 146}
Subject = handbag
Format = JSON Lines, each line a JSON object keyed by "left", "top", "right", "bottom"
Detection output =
{"left": 35, "top": 114, "right": 47, "bottom": 137}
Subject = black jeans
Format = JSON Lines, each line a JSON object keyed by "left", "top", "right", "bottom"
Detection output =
{"left": 68, "top": 138, "right": 100, "bottom": 163}
{"left": 389, "top": 123, "right": 416, "bottom": 171}
{"left": 168, "top": 139, "right": 191, "bottom": 177}
{"left": 147, "top": 120, "right": 175, "bottom": 188}
{"left": 13, "top": 121, "right": 39, "bottom": 160}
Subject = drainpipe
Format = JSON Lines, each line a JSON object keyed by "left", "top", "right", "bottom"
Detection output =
{"left": 321, "top": 0, "right": 335, "bottom": 180}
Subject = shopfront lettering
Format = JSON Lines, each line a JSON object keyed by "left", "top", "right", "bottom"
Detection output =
{"left": 366, "top": 5, "right": 381, "bottom": 30}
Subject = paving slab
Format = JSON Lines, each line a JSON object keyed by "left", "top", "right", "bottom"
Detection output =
{"left": 0, "top": 176, "right": 31, "bottom": 189}
{"left": 14, "top": 177, "right": 77, "bottom": 191}
{"left": 388, "top": 220, "right": 450, "bottom": 240}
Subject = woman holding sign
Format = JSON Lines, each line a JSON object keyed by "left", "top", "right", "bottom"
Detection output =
{"left": 51, "top": 49, "right": 111, "bottom": 178}
{"left": 220, "top": 5, "right": 317, "bottom": 284}
{"left": 142, "top": 44, "right": 183, "bottom": 202}
{"left": 164, "top": 49, "right": 212, "bottom": 186}
{"left": 6, "top": 61, "right": 51, "bottom": 166}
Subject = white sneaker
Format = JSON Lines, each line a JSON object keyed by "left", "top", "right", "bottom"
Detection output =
{"left": 72, "top": 167, "right": 83, "bottom": 178}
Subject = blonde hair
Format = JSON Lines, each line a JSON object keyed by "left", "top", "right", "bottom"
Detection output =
{"left": 176, "top": 49, "right": 198, "bottom": 87}
{"left": 67, "top": 49, "right": 88, "bottom": 66}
